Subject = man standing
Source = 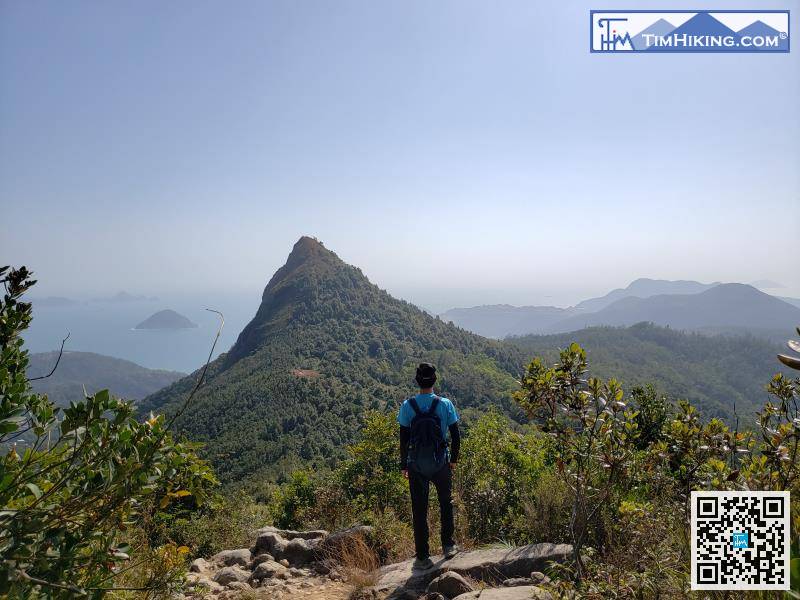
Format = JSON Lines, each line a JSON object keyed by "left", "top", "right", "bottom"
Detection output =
{"left": 398, "top": 363, "right": 461, "bottom": 568}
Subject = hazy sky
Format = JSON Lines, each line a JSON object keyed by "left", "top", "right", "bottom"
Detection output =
{"left": 2, "top": 0, "right": 798, "bottom": 311}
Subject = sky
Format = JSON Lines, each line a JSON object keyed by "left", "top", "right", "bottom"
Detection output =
{"left": 1, "top": 0, "right": 798, "bottom": 312}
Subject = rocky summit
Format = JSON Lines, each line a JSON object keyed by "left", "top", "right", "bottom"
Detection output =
{"left": 183, "top": 525, "right": 572, "bottom": 600}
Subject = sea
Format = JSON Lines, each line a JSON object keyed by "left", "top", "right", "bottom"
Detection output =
{"left": 23, "top": 292, "right": 262, "bottom": 374}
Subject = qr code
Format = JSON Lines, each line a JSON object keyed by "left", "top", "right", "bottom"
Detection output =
{"left": 691, "top": 491, "right": 790, "bottom": 590}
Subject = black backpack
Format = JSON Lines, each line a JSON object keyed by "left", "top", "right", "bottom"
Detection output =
{"left": 407, "top": 396, "right": 448, "bottom": 477}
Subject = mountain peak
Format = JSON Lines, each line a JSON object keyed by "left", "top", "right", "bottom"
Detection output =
{"left": 225, "top": 237, "right": 356, "bottom": 363}
{"left": 288, "top": 235, "right": 329, "bottom": 261}
{"left": 278, "top": 236, "right": 344, "bottom": 277}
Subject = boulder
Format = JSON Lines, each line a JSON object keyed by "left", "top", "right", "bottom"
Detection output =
{"left": 254, "top": 530, "right": 289, "bottom": 557}
{"left": 212, "top": 548, "right": 251, "bottom": 567}
{"left": 249, "top": 559, "right": 288, "bottom": 583}
{"left": 426, "top": 572, "right": 473, "bottom": 598}
{"left": 373, "top": 543, "right": 572, "bottom": 594}
{"left": 213, "top": 566, "right": 250, "bottom": 586}
{"left": 284, "top": 537, "right": 316, "bottom": 566}
{"left": 279, "top": 558, "right": 290, "bottom": 567}
{"left": 453, "top": 586, "right": 552, "bottom": 600}
{"left": 251, "top": 552, "right": 275, "bottom": 567}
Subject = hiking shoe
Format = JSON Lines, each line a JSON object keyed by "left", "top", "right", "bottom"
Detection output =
{"left": 443, "top": 544, "right": 459, "bottom": 559}
{"left": 413, "top": 556, "right": 434, "bottom": 569}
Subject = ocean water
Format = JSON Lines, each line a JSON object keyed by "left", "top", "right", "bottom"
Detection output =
{"left": 23, "top": 292, "right": 262, "bottom": 373}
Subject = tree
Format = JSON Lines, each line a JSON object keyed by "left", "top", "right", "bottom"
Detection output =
{"left": 0, "top": 266, "right": 218, "bottom": 598}
{"left": 513, "top": 343, "right": 640, "bottom": 584}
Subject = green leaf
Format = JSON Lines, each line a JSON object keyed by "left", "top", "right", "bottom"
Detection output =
{"left": 25, "top": 483, "right": 43, "bottom": 499}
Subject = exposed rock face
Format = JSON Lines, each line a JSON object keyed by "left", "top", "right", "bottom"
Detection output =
{"left": 373, "top": 543, "right": 572, "bottom": 595}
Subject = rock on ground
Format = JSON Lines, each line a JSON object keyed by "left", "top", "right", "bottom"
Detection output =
{"left": 213, "top": 566, "right": 251, "bottom": 586}
{"left": 453, "top": 586, "right": 553, "bottom": 600}
{"left": 426, "top": 572, "right": 473, "bottom": 598}
{"left": 185, "top": 524, "right": 568, "bottom": 600}
{"left": 250, "top": 559, "right": 289, "bottom": 583}
{"left": 373, "top": 543, "right": 571, "bottom": 596}
{"left": 212, "top": 548, "right": 252, "bottom": 568}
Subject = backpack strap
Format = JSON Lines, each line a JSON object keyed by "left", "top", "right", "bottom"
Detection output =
{"left": 408, "top": 397, "right": 422, "bottom": 416}
{"left": 427, "top": 396, "right": 440, "bottom": 415}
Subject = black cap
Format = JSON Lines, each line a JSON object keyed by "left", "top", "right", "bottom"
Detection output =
{"left": 415, "top": 363, "right": 437, "bottom": 388}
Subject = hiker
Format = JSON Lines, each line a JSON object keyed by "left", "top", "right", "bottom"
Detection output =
{"left": 398, "top": 362, "right": 461, "bottom": 568}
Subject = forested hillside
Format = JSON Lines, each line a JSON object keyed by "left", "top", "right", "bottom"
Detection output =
{"left": 139, "top": 237, "right": 524, "bottom": 484}
{"left": 28, "top": 350, "right": 184, "bottom": 406}
{"left": 509, "top": 322, "right": 792, "bottom": 422}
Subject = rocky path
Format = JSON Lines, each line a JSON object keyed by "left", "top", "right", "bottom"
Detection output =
{"left": 183, "top": 525, "right": 573, "bottom": 600}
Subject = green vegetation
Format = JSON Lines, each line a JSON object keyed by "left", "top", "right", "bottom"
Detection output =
{"left": 510, "top": 322, "right": 793, "bottom": 423}
{"left": 0, "top": 267, "right": 218, "bottom": 598}
{"left": 142, "top": 239, "right": 797, "bottom": 489}
{"left": 270, "top": 337, "right": 800, "bottom": 597}
{"left": 28, "top": 351, "right": 184, "bottom": 408}
{"left": 6, "top": 242, "right": 800, "bottom": 598}
{"left": 139, "top": 237, "right": 524, "bottom": 485}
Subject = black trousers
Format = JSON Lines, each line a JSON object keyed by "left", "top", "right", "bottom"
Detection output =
{"left": 408, "top": 464, "right": 455, "bottom": 559}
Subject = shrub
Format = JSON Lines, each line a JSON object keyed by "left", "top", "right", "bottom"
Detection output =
{"left": 165, "top": 491, "right": 271, "bottom": 558}
{"left": 514, "top": 343, "right": 640, "bottom": 582}
{"left": 270, "top": 470, "right": 318, "bottom": 529}
{"left": 455, "top": 410, "right": 549, "bottom": 544}
{"left": 0, "top": 266, "right": 218, "bottom": 597}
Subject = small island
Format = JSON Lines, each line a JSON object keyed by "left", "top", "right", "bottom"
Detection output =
{"left": 134, "top": 309, "right": 198, "bottom": 330}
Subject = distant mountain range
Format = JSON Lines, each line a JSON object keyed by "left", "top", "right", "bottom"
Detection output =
{"left": 573, "top": 278, "right": 719, "bottom": 313}
{"left": 28, "top": 351, "right": 184, "bottom": 408}
{"left": 135, "top": 309, "right": 198, "bottom": 330}
{"left": 441, "top": 278, "right": 800, "bottom": 341}
{"left": 552, "top": 284, "right": 799, "bottom": 340}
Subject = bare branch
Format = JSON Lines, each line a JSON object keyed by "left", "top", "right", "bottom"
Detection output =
{"left": 28, "top": 332, "right": 71, "bottom": 381}
{"left": 165, "top": 308, "right": 224, "bottom": 431}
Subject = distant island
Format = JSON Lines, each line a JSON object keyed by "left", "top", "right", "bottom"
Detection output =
{"left": 30, "top": 296, "right": 79, "bottom": 308}
{"left": 134, "top": 309, "right": 197, "bottom": 330}
{"left": 96, "top": 291, "right": 158, "bottom": 303}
